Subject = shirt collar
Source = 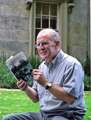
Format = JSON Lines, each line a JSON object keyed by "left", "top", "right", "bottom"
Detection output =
{"left": 44, "top": 50, "right": 64, "bottom": 69}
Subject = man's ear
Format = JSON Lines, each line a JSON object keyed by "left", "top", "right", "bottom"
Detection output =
{"left": 55, "top": 40, "right": 60, "bottom": 47}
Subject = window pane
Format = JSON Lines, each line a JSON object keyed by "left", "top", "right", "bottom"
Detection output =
{"left": 36, "top": 3, "right": 41, "bottom": 14}
{"left": 50, "top": 17, "right": 57, "bottom": 29}
{"left": 36, "top": 17, "right": 41, "bottom": 28}
{"left": 42, "top": 17, "right": 49, "bottom": 28}
{"left": 36, "top": 29, "right": 41, "bottom": 39}
{"left": 50, "top": 4, "right": 57, "bottom": 16}
{"left": 42, "top": 3, "right": 49, "bottom": 15}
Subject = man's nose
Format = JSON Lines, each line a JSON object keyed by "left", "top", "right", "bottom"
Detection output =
{"left": 40, "top": 43, "right": 44, "bottom": 48}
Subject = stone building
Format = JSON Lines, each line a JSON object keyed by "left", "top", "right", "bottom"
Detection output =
{"left": 0, "top": 0, "right": 90, "bottom": 62}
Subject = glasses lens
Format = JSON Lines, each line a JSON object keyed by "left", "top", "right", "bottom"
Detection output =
{"left": 42, "top": 42, "right": 49, "bottom": 46}
{"left": 35, "top": 41, "right": 53, "bottom": 48}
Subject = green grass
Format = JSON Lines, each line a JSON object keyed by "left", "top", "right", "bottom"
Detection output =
{"left": 0, "top": 91, "right": 91, "bottom": 120}
{"left": 83, "top": 91, "right": 91, "bottom": 120}
{"left": 0, "top": 90, "right": 40, "bottom": 120}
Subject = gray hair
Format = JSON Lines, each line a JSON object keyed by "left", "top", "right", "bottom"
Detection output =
{"left": 50, "top": 30, "right": 61, "bottom": 49}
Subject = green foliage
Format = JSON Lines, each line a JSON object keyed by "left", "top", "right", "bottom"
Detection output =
{"left": 28, "top": 55, "right": 43, "bottom": 69}
{"left": 0, "top": 53, "right": 10, "bottom": 64}
{"left": 84, "top": 74, "right": 91, "bottom": 91}
{"left": 0, "top": 53, "right": 6, "bottom": 64}
{"left": 0, "top": 62, "right": 18, "bottom": 89}
{"left": 82, "top": 58, "right": 90, "bottom": 76}
{"left": 81, "top": 57, "right": 91, "bottom": 90}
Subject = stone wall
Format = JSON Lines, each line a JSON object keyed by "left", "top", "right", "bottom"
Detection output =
{"left": 0, "top": 0, "right": 30, "bottom": 56}
{"left": 68, "top": 0, "right": 89, "bottom": 61}
{"left": 0, "top": 0, "right": 89, "bottom": 61}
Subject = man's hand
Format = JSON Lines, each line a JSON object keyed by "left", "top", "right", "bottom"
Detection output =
{"left": 32, "top": 69, "right": 49, "bottom": 87}
{"left": 17, "top": 80, "right": 29, "bottom": 91}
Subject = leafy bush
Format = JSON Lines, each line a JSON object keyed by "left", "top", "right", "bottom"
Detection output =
{"left": 82, "top": 58, "right": 90, "bottom": 76}
{"left": 81, "top": 57, "right": 90, "bottom": 91}
{"left": 28, "top": 55, "right": 43, "bottom": 69}
{"left": 0, "top": 62, "right": 18, "bottom": 89}
{"left": 84, "top": 74, "right": 91, "bottom": 91}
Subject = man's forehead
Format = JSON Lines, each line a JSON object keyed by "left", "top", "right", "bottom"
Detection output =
{"left": 37, "top": 32, "right": 51, "bottom": 40}
{"left": 37, "top": 29, "right": 55, "bottom": 36}
{"left": 38, "top": 31, "right": 50, "bottom": 37}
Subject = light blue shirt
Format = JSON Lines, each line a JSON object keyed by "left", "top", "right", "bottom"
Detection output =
{"left": 32, "top": 50, "right": 86, "bottom": 116}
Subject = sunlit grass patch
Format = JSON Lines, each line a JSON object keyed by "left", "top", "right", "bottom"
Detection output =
{"left": 0, "top": 90, "right": 90, "bottom": 120}
{"left": 0, "top": 90, "right": 40, "bottom": 120}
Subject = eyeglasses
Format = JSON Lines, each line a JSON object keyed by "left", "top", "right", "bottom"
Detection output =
{"left": 35, "top": 41, "right": 54, "bottom": 48}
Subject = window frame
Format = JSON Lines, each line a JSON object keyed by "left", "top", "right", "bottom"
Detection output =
{"left": 29, "top": 0, "right": 68, "bottom": 56}
{"left": 35, "top": 2, "right": 59, "bottom": 30}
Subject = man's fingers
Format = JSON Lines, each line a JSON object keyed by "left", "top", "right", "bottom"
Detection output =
{"left": 32, "top": 69, "right": 42, "bottom": 76}
{"left": 17, "top": 80, "right": 23, "bottom": 86}
{"left": 17, "top": 80, "right": 29, "bottom": 91}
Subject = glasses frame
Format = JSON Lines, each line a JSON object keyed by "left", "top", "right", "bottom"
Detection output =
{"left": 35, "top": 41, "right": 54, "bottom": 49}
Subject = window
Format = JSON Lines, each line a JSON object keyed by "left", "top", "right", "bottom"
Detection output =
{"left": 35, "top": 2, "right": 59, "bottom": 54}
{"left": 36, "top": 2, "right": 58, "bottom": 36}
{"left": 29, "top": 1, "right": 68, "bottom": 55}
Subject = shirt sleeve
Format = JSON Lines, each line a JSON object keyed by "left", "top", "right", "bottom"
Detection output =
{"left": 62, "top": 62, "right": 84, "bottom": 98}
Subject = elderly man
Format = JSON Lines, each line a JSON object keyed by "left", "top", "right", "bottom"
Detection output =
{"left": 3, "top": 28, "right": 86, "bottom": 120}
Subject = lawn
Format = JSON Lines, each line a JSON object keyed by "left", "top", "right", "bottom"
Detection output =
{"left": 0, "top": 90, "right": 91, "bottom": 120}
{"left": 0, "top": 90, "right": 40, "bottom": 120}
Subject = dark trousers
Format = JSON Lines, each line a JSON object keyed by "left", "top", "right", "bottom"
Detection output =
{"left": 2, "top": 111, "right": 83, "bottom": 120}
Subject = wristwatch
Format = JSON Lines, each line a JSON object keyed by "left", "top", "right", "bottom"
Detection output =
{"left": 45, "top": 82, "right": 52, "bottom": 89}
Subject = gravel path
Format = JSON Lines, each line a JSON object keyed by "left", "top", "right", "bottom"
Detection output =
{"left": 0, "top": 88, "right": 20, "bottom": 91}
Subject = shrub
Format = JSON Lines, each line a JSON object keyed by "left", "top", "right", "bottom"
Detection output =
{"left": 84, "top": 74, "right": 91, "bottom": 91}
{"left": 79, "top": 57, "right": 90, "bottom": 91}
{"left": 28, "top": 55, "right": 43, "bottom": 69}
{"left": 82, "top": 58, "right": 90, "bottom": 76}
{"left": 0, "top": 62, "right": 18, "bottom": 89}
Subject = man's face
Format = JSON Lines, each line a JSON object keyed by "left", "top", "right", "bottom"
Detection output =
{"left": 36, "top": 32, "right": 59, "bottom": 63}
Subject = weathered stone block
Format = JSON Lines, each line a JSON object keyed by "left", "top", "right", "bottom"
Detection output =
{"left": 76, "top": 34, "right": 88, "bottom": 46}
{"left": 68, "top": 33, "right": 88, "bottom": 47}
{"left": 0, "top": 16, "right": 21, "bottom": 29}
{"left": 72, "top": 23, "right": 88, "bottom": 34}
{"left": 20, "top": 6, "right": 30, "bottom": 17}
{"left": 0, "top": 4, "right": 21, "bottom": 16}
{"left": 0, "top": 17, "right": 1, "bottom": 22}
{"left": 0, "top": 28, "right": 29, "bottom": 42}
{"left": 0, "top": 0, "right": 25, "bottom": 5}
{"left": 68, "top": 0, "right": 88, "bottom": 23}
{"left": 20, "top": 17, "right": 30, "bottom": 30}
{"left": 0, "top": 16, "right": 29, "bottom": 30}
{"left": 13, "top": 30, "right": 29, "bottom": 41}
{"left": 68, "top": 22, "right": 73, "bottom": 33}
{"left": 0, "top": 40, "right": 29, "bottom": 56}
{"left": 73, "top": 46, "right": 87, "bottom": 59}
{"left": 68, "top": 33, "right": 74, "bottom": 45}
{"left": 68, "top": 44, "right": 87, "bottom": 61}
{"left": 0, "top": 0, "right": 3, "bottom": 4}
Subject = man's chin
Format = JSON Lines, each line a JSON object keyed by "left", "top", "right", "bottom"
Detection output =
{"left": 40, "top": 55, "right": 47, "bottom": 60}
